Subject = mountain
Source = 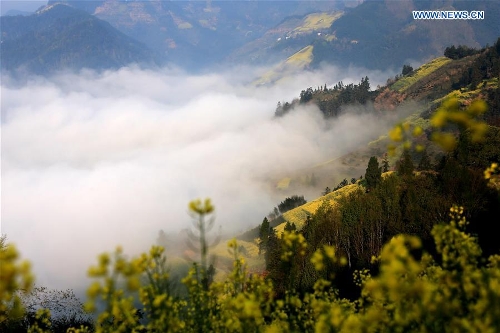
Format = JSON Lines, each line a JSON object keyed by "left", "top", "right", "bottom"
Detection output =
{"left": 0, "top": 3, "right": 158, "bottom": 75}
{"left": 226, "top": 11, "right": 343, "bottom": 67}
{"left": 229, "top": 0, "right": 500, "bottom": 83}
{"left": 48, "top": 0, "right": 346, "bottom": 71}
{"left": 311, "top": 0, "right": 500, "bottom": 70}
{"left": 2, "top": 1, "right": 499, "bottom": 75}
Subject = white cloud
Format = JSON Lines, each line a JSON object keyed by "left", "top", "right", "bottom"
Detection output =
{"left": 1, "top": 64, "right": 399, "bottom": 291}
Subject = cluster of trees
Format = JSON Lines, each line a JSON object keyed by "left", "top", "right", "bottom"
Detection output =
{"left": 299, "top": 87, "right": 314, "bottom": 103}
{"left": 487, "top": 85, "right": 500, "bottom": 127}
{"left": 275, "top": 76, "right": 374, "bottom": 118}
{"left": 257, "top": 195, "right": 306, "bottom": 254}
{"left": 238, "top": 195, "right": 307, "bottom": 243}
{"left": 452, "top": 37, "right": 500, "bottom": 90}
{"left": 277, "top": 195, "right": 307, "bottom": 214}
{"left": 444, "top": 44, "right": 482, "bottom": 60}
{"left": 401, "top": 63, "right": 414, "bottom": 76}
{"left": 385, "top": 63, "right": 416, "bottom": 86}
{"left": 263, "top": 195, "right": 307, "bottom": 224}
{"left": 316, "top": 76, "right": 373, "bottom": 118}
{"left": 262, "top": 130, "right": 500, "bottom": 298}
{"left": 322, "top": 176, "right": 362, "bottom": 196}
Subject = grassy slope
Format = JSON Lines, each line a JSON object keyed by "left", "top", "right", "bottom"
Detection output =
{"left": 434, "top": 77, "right": 499, "bottom": 106}
{"left": 276, "top": 183, "right": 361, "bottom": 233}
{"left": 211, "top": 239, "right": 263, "bottom": 280}
{"left": 291, "top": 12, "right": 342, "bottom": 35}
{"left": 250, "top": 11, "right": 342, "bottom": 86}
{"left": 390, "top": 57, "right": 452, "bottom": 92}
{"left": 318, "top": 53, "right": 484, "bottom": 171}
{"left": 253, "top": 45, "right": 314, "bottom": 86}
{"left": 273, "top": 172, "right": 396, "bottom": 234}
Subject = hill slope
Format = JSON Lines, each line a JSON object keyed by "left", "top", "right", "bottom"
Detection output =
{"left": 51, "top": 0, "right": 344, "bottom": 71}
{"left": 0, "top": 3, "right": 158, "bottom": 74}
{"left": 255, "top": 39, "right": 500, "bottom": 241}
{"left": 311, "top": 0, "right": 500, "bottom": 70}
{"left": 228, "top": 11, "right": 343, "bottom": 68}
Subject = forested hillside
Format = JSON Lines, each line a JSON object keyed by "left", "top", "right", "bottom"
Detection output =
{"left": 311, "top": 0, "right": 500, "bottom": 70}
{"left": 256, "top": 38, "right": 500, "bottom": 299}
{"left": 1, "top": 39, "right": 500, "bottom": 333}
{"left": 0, "top": 4, "right": 158, "bottom": 74}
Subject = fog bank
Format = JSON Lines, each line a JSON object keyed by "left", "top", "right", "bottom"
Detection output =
{"left": 1, "top": 64, "right": 397, "bottom": 290}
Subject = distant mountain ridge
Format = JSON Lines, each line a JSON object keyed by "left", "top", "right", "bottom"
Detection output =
{"left": 311, "top": 0, "right": 500, "bottom": 70}
{"left": 225, "top": 0, "right": 500, "bottom": 83}
{"left": 1, "top": 0, "right": 499, "bottom": 75}
{"left": 47, "top": 0, "right": 345, "bottom": 70}
{"left": 227, "top": 11, "right": 343, "bottom": 68}
{"left": 0, "top": 3, "right": 158, "bottom": 74}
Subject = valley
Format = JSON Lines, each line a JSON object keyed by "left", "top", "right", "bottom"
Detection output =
{"left": 1, "top": 1, "right": 500, "bottom": 332}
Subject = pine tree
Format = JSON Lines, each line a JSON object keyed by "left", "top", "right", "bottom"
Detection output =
{"left": 382, "top": 154, "right": 390, "bottom": 172}
{"left": 365, "top": 156, "right": 382, "bottom": 189}
{"left": 258, "top": 217, "right": 270, "bottom": 255}
{"left": 397, "top": 149, "right": 415, "bottom": 176}
{"left": 418, "top": 149, "right": 432, "bottom": 170}
{"left": 402, "top": 64, "right": 413, "bottom": 76}
{"left": 284, "top": 221, "right": 297, "bottom": 232}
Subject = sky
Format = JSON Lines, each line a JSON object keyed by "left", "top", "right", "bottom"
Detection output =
{"left": 0, "top": 64, "right": 398, "bottom": 292}
{"left": 0, "top": 0, "right": 46, "bottom": 15}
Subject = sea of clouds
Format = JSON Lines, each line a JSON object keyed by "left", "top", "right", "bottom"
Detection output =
{"left": 1, "top": 64, "right": 397, "bottom": 291}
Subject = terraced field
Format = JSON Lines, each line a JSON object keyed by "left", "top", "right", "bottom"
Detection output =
{"left": 286, "top": 45, "right": 314, "bottom": 66}
{"left": 291, "top": 12, "right": 343, "bottom": 36}
{"left": 253, "top": 45, "right": 314, "bottom": 85}
{"left": 390, "top": 57, "right": 452, "bottom": 93}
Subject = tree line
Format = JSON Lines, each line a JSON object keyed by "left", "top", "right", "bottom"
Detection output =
{"left": 275, "top": 76, "right": 374, "bottom": 118}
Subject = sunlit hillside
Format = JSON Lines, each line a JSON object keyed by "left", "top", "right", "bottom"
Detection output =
{"left": 253, "top": 45, "right": 314, "bottom": 86}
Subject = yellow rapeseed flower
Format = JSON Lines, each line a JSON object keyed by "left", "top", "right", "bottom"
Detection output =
{"left": 467, "top": 99, "right": 488, "bottom": 116}
{"left": 189, "top": 198, "right": 214, "bottom": 215}
{"left": 389, "top": 126, "right": 403, "bottom": 142}
{"left": 430, "top": 109, "right": 448, "bottom": 128}
{"left": 311, "top": 250, "right": 325, "bottom": 271}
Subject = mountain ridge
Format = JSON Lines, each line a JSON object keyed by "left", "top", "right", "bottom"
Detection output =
{"left": 2, "top": 1, "right": 499, "bottom": 75}
{"left": 311, "top": 0, "right": 500, "bottom": 70}
{"left": 0, "top": 3, "right": 159, "bottom": 74}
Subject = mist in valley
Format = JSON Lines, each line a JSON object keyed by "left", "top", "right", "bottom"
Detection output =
{"left": 0, "top": 63, "right": 402, "bottom": 292}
